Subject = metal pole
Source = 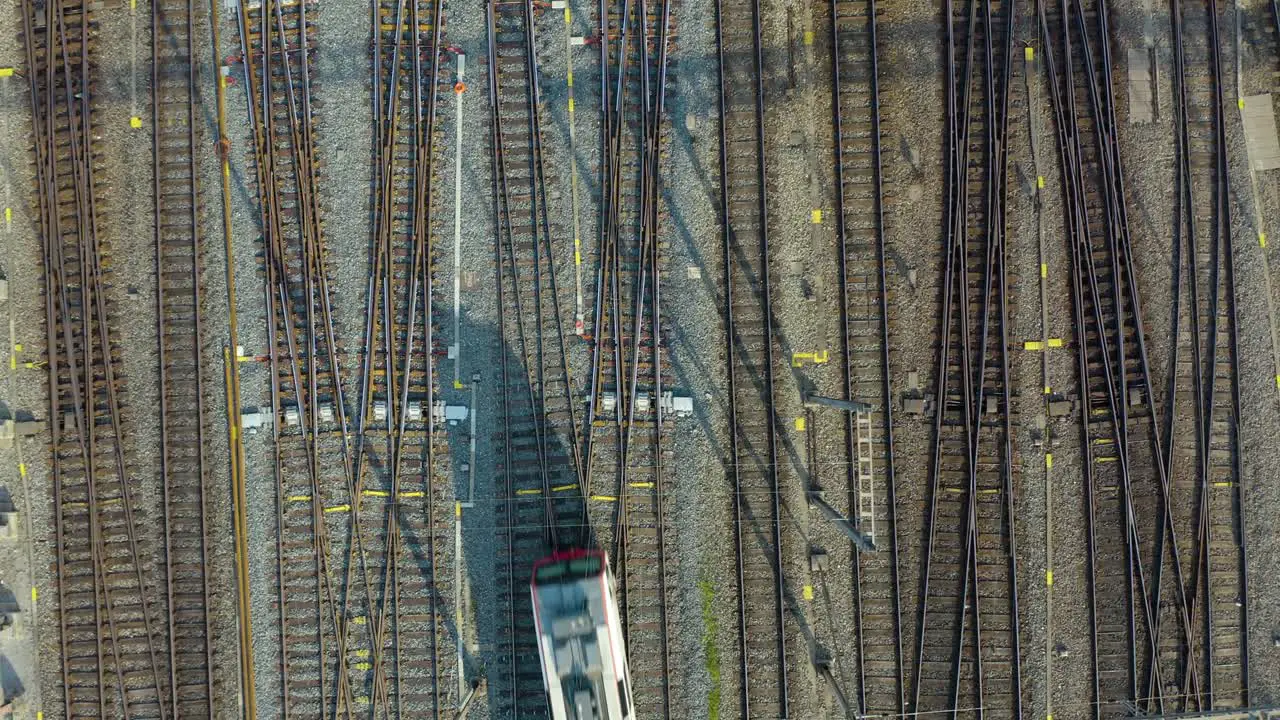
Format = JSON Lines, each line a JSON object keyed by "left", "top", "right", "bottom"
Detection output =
{"left": 807, "top": 490, "right": 875, "bottom": 552}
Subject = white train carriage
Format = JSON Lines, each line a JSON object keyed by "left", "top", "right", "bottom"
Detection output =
{"left": 530, "top": 549, "right": 635, "bottom": 720}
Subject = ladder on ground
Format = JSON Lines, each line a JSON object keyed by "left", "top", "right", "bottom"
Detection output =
{"left": 855, "top": 410, "right": 876, "bottom": 545}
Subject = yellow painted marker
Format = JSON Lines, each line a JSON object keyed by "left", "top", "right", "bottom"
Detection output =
{"left": 802, "top": 585, "right": 814, "bottom": 601}
{"left": 1025, "top": 46, "right": 1034, "bottom": 61}
{"left": 811, "top": 209, "right": 822, "bottom": 224}
{"left": 794, "top": 417, "right": 806, "bottom": 431}
{"left": 130, "top": 116, "right": 142, "bottom": 129}
{"left": 1045, "top": 570, "right": 1054, "bottom": 586}
{"left": 1046, "top": 453, "right": 1053, "bottom": 469}
{"left": 0, "top": 68, "right": 14, "bottom": 78}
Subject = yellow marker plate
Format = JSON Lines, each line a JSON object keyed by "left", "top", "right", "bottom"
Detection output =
{"left": 1045, "top": 453, "right": 1053, "bottom": 469}
{"left": 1046, "top": 570, "right": 1053, "bottom": 586}
{"left": 810, "top": 209, "right": 823, "bottom": 224}
{"left": 1024, "top": 46, "right": 1034, "bottom": 61}
{"left": 0, "top": 68, "right": 14, "bottom": 78}
{"left": 802, "top": 585, "right": 814, "bottom": 600}
{"left": 794, "top": 417, "right": 806, "bottom": 431}
{"left": 130, "top": 116, "right": 142, "bottom": 129}
{"left": 1024, "top": 341, "right": 1044, "bottom": 351}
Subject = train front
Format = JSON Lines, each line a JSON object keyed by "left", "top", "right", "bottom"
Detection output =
{"left": 529, "top": 549, "right": 635, "bottom": 720}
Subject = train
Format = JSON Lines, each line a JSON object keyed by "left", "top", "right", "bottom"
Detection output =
{"left": 530, "top": 548, "right": 635, "bottom": 720}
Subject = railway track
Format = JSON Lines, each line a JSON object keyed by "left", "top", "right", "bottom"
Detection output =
{"left": 582, "top": 0, "right": 680, "bottom": 716}
{"left": 487, "top": 0, "right": 588, "bottom": 712}
{"left": 235, "top": 0, "right": 368, "bottom": 714}
{"left": 714, "top": 0, "right": 788, "bottom": 715}
{"left": 1161, "top": 0, "right": 1250, "bottom": 710}
{"left": 827, "top": 0, "right": 904, "bottom": 715}
{"left": 152, "top": 0, "right": 216, "bottom": 713}
{"left": 1038, "top": 0, "right": 1190, "bottom": 715}
{"left": 321, "top": 0, "right": 459, "bottom": 716}
{"left": 912, "top": 0, "right": 1023, "bottom": 716}
{"left": 23, "top": 0, "right": 170, "bottom": 716}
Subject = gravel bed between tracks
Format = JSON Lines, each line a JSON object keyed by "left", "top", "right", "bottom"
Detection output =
{"left": 2, "top": 0, "right": 1279, "bottom": 716}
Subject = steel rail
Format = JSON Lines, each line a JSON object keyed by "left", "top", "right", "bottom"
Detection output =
{"left": 714, "top": 0, "right": 788, "bottom": 712}
{"left": 1036, "top": 0, "right": 1186, "bottom": 713}
{"left": 1163, "top": 0, "right": 1250, "bottom": 708}
{"left": 914, "top": 0, "right": 1023, "bottom": 716}
{"left": 483, "top": 5, "right": 522, "bottom": 712}
{"left": 584, "top": 0, "right": 634, "bottom": 520}
{"left": 612, "top": 0, "right": 677, "bottom": 714}
{"left": 486, "top": 0, "right": 582, "bottom": 710}
{"left": 235, "top": 1, "right": 361, "bottom": 715}
{"left": 828, "top": 0, "right": 905, "bottom": 714}
{"left": 151, "top": 0, "right": 217, "bottom": 711}
{"left": 26, "top": 1, "right": 172, "bottom": 715}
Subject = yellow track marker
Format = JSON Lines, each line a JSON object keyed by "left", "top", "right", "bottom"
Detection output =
{"left": 794, "top": 417, "right": 805, "bottom": 431}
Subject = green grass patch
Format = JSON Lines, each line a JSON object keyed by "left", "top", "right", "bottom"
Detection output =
{"left": 699, "top": 577, "right": 722, "bottom": 720}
